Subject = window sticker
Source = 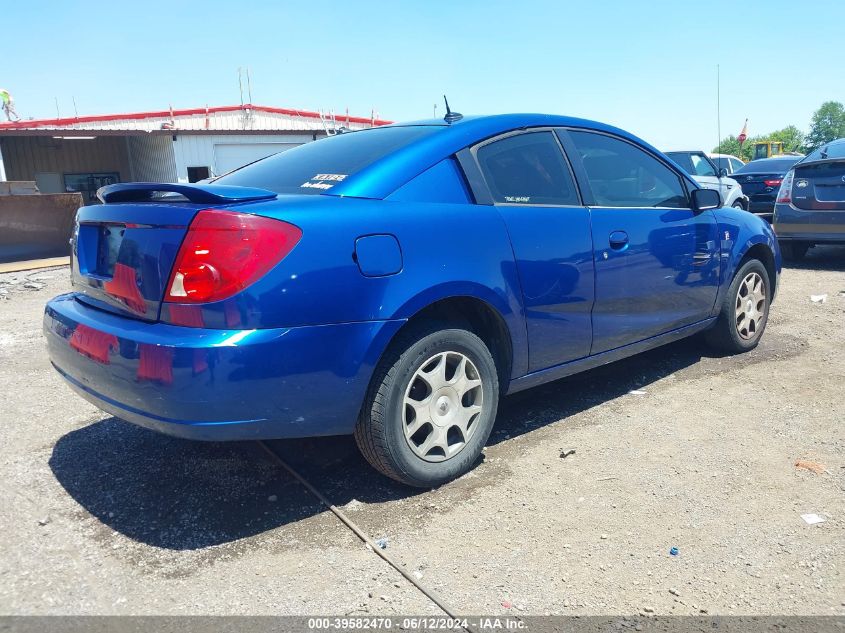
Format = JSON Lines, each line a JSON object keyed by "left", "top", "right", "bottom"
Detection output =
{"left": 504, "top": 196, "right": 530, "bottom": 203}
{"left": 300, "top": 173, "right": 348, "bottom": 190}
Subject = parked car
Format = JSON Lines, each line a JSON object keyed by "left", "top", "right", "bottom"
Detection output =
{"left": 665, "top": 150, "right": 748, "bottom": 209}
{"left": 708, "top": 153, "right": 745, "bottom": 175}
{"left": 731, "top": 156, "right": 802, "bottom": 222}
{"left": 773, "top": 138, "right": 845, "bottom": 260}
{"left": 44, "top": 114, "right": 780, "bottom": 487}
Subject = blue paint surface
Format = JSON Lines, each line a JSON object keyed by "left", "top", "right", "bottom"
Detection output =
{"left": 355, "top": 234, "right": 403, "bottom": 277}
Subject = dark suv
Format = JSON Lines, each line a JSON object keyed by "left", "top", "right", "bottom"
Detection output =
{"left": 774, "top": 138, "right": 845, "bottom": 260}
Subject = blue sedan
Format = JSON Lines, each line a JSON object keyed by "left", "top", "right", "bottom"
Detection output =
{"left": 44, "top": 113, "right": 780, "bottom": 487}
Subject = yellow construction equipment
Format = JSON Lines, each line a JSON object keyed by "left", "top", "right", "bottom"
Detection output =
{"left": 752, "top": 141, "right": 785, "bottom": 160}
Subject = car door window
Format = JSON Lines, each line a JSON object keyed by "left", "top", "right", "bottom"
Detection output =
{"left": 666, "top": 152, "right": 694, "bottom": 174}
{"left": 690, "top": 154, "right": 717, "bottom": 177}
{"left": 476, "top": 132, "right": 579, "bottom": 205}
{"left": 730, "top": 157, "right": 744, "bottom": 173}
{"left": 569, "top": 131, "right": 689, "bottom": 208}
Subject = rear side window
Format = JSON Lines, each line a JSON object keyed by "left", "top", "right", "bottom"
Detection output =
{"left": 570, "top": 131, "right": 689, "bottom": 208}
{"left": 476, "top": 132, "right": 580, "bottom": 205}
{"left": 214, "top": 125, "right": 441, "bottom": 194}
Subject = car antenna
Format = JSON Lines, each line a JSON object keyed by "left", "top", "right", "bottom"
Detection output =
{"left": 443, "top": 95, "right": 463, "bottom": 124}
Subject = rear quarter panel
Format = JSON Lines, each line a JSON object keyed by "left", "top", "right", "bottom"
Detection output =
{"left": 160, "top": 195, "right": 529, "bottom": 379}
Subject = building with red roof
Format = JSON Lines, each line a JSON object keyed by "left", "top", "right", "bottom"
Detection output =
{"left": 0, "top": 104, "right": 389, "bottom": 201}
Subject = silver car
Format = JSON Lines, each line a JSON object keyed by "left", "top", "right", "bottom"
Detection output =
{"left": 665, "top": 150, "right": 748, "bottom": 209}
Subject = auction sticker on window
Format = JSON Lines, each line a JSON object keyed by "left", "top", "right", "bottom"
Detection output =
{"left": 301, "top": 173, "right": 348, "bottom": 190}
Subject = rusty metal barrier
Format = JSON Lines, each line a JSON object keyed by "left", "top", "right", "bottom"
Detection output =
{"left": 0, "top": 189, "right": 83, "bottom": 263}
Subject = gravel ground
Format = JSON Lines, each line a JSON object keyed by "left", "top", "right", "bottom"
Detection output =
{"left": 0, "top": 248, "right": 843, "bottom": 616}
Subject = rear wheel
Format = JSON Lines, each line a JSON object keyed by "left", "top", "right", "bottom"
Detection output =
{"left": 779, "top": 240, "right": 810, "bottom": 261}
{"left": 732, "top": 201, "right": 744, "bottom": 209}
{"left": 705, "top": 259, "right": 771, "bottom": 353}
{"left": 354, "top": 323, "right": 499, "bottom": 487}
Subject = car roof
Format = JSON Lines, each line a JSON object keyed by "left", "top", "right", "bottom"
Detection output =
{"left": 330, "top": 114, "right": 695, "bottom": 199}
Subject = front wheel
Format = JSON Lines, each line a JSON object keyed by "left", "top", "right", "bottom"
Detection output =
{"left": 732, "top": 201, "right": 744, "bottom": 209}
{"left": 705, "top": 259, "right": 771, "bottom": 353}
{"left": 354, "top": 324, "right": 499, "bottom": 487}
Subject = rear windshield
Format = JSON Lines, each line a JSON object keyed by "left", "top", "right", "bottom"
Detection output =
{"left": 734, "top": 157, "right": 801, "bottom": 173}
{"left": 214, "top": 125, "right": 441, "bottom": 194}
{"left": 803, "top": 140, "right": 845, "bottom": 162}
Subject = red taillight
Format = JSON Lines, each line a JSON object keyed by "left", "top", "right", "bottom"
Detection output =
{"left": 776, "top": 170, "right": 794, "bottom": 204}
{"left": 165, "top": 209, "right": 301, "bottom": 304}
{"left": 764, "top": 179, "right": 782, "bottom": 187}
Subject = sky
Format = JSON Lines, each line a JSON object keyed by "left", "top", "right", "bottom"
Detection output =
{"left": 2, "top": 0, "right": 843, "bottom": 150}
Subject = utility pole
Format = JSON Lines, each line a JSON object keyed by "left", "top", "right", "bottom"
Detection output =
{"left": 716, "top": 64, "right": 721, "bottom": 153}
{"left": 238, "top": 68, "right": 244, "bottom": 107}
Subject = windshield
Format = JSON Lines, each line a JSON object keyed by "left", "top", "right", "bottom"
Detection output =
{"left": 734, "top": 157, "right": 801, "bottom": 174}
{"left": 803, "top": 139, "right": 845, "bottom": 162}
{"left": 214, "top": 125, "right": 442, "bottom": 194}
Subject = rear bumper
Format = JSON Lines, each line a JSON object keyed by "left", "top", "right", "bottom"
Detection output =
{"left": 773, "top": 203, "right": 845, "bottom": 244}
{"left": 44, "top": 293, "right": 404, "bottom": 440}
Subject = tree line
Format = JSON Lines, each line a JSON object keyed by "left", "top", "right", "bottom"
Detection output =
{"left": 713, "top": 101, "right": 845, "bottom": 161}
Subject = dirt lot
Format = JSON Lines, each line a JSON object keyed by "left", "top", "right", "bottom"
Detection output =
{"left": 1, "top": 249, "right": 843, "bottom": 617}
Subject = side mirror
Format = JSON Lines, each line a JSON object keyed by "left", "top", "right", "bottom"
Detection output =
{"left": 718, "top": 167, "right": 728, "bottom": 178}
{"left": 692, "top": 188, "right": 721, "bottom": 211}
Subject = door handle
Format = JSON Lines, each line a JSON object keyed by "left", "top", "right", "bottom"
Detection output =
{"left": 608, "top": 230, "right": 629, "bottom": 251}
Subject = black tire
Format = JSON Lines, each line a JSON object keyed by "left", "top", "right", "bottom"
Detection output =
{"left": 732, "top": 201, "right": 744, "bottom": 209}
{"left": 354, "top": 322, "right": 499, "bottom": 487}
{"left": 779, "top": 240, "right": 809, "bottom": 261}
{"left": 705, "top": 259, "right": 771, "bottom": 353}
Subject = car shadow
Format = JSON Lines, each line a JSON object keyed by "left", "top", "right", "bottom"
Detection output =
{"left": 48, "top": 419, "right": 417, "bottom": 551}
{"left": 490, "top": 334, "right": 715, "bottom": 444}
{"left": 785, "top": 244, "right": 845, "bottom": 272}
{"left": 49, "top": 335, "right": 722, "bottom": 551}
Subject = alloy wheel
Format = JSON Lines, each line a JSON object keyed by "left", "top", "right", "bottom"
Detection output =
{"left": 402, "top": 351, "right": 484, "bottom": 462}
{"left": 735, "top": 272, "right": 766, "bottom": 340}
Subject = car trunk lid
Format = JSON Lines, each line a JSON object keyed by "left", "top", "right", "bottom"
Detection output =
{"left": 71, "top": 183, "right": 276, "bottom": 321}
{"left": 792, "top": 160, "right": 845, "bottom": 210}
{"left": 737, "top": 172, "right": 785, "bottom": 197}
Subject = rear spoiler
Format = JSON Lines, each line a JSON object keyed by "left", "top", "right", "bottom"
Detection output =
{"left": 97, "top": 182, "right": 277, "bottom": 205}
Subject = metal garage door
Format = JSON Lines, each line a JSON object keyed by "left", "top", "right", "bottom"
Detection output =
{"left": 213, "top": 143, "right": 300, "bottom": 176}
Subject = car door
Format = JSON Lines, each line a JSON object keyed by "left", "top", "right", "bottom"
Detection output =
{"left": 471, "top": 130, "right": 594, "bottom": 372}
{"left": 561, "top": 129, "right": 720, "bottom": 354}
